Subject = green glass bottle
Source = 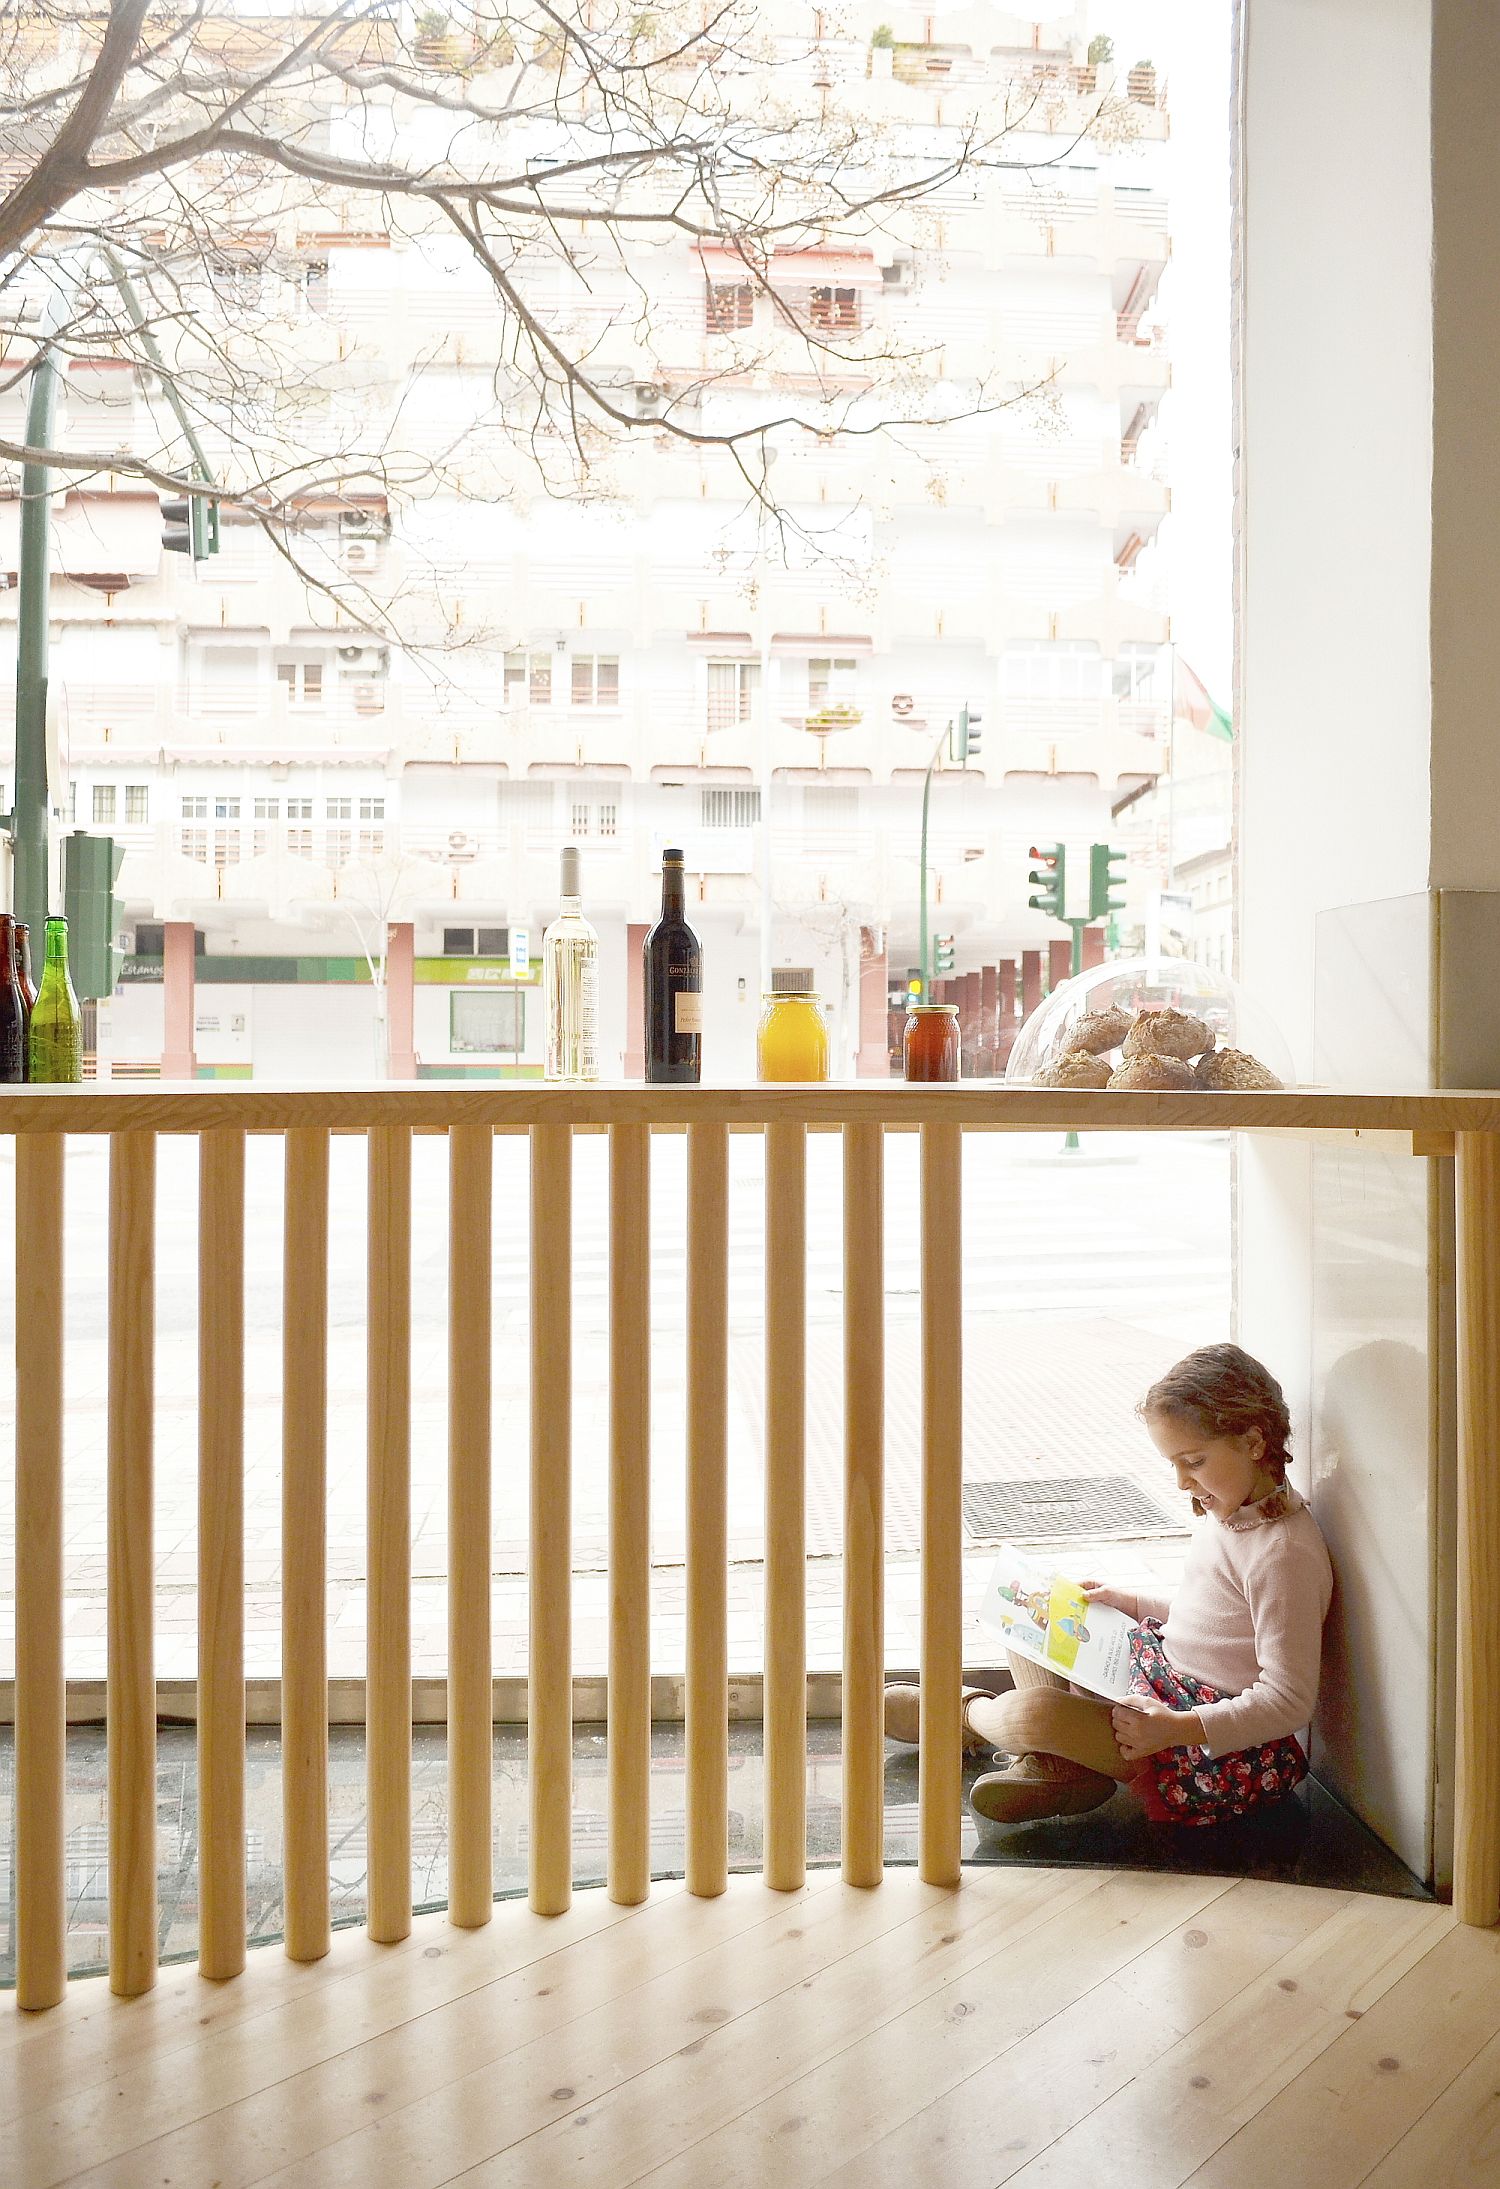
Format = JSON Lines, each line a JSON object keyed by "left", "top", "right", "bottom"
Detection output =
{"left": 28, "top": 916, "right": 82, "bottom": 1084}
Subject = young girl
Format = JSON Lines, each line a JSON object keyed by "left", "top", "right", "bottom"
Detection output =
{"left": 883, "top": 1344, "right": 1334, "bottom": 1827}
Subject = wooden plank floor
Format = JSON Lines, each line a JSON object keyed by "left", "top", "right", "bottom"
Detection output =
{"left": 2, "top": 1868, "right": 1498, "bottom": 2187}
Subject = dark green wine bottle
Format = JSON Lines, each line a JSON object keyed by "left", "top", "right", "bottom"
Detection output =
{"left": 28, "top": 916, "right": 82, "bottom": 1084}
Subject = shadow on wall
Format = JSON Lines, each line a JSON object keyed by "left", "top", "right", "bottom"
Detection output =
{"left": 1314, "top": 1337, "right": 1431, "bottom": 1878}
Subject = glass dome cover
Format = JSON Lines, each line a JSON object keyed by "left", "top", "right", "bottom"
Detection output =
{"left": 1004, "top": 957, "right": 1295, "bottom": 1089}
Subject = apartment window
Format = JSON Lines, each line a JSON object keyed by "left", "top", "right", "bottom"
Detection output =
{"left": 1112, "top": 642, "right": 1163, "bottom": 702}
{"left": 254, "top": 797, "right": 280, "bottom": 821}
{"left": 359, "top": 828, "right": 385, "bottom": 858}
{"left": 359, "top": 795, "right": 385, "bottom": 821}
{"left": 287, "top": 828, "right": 313, "bottom": 857}
{"left": 705, "top": 281, "right": 754, "bottom": 332}
{"left": 207, "top": 253, "right": 264, "bottom": 311}
{"left": 303, "top": 259, "right": 329, "bottom": 315}
{"left": 1004, "top": 640, "right": 1104, "bottom": 700}
{"left": 253, "top": 830, "right": 270, "bottom": 858}
{"left": 500, "top": 779, "right": 557, "bottom": 826}
{"left": 286, "top": 796, "right": 313, "bottom": 821}
{"left": 570, "top": 655, "right": 619, "bottom": 707}
{"left": 92, "top": 784, "right": 116, "bottom": 824}
{"left": 451, "top": 989, "right": 523, "bottom": 1055}
{"left": 181, "top": 796, "right": 208, "bottom": 820}
{"left": 808, "top": 657, "right": 858, "bottom": 709}
{"left": 125, "top": 784, "right": 149, "bottom": 823}
{"left": 180, "top": 828, "right": 208, "bottom": 862}
{"left": 701, "top": 787, "right": 762, "bottom": 829}
{"left": 571, "top": 799, "right": 591, "bottom": 837}
{"left": 809, "top": 285, "right": 860, "bottom": 332}
{"left": 276, "top": 659, "right": 324, "bottom": 704}
{"left": 444, "top": 925, "right": 509, "bottom": 956}
{"left": 804, "top": 785, "right": 859, "bottom": 831}
{"left": 67, "top": 782, "right": 77, "bottom": 822}
{"left": 504, "top": 651, "right": 552, "bottom": 706}
{"left": 325, "top": 797, "right": 352, "bottom": 821}
{"left": 706, "top": 659, "right": 759, "bottom": 730}
{"left": 597, "top": 801, "right": 618, "bottom": 838}
{"left": 213, "top": 830, "right": 241, "bottom": 868}
{"left": 214, "top": 796, "right": 240, "bottom": 821}
{"left": 327, "top": 829, "right": 351, "bottom": 867}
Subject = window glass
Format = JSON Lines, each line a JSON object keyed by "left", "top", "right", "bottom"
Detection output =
{"left": 125, "top": 785, "right": 149, "bottom": 823}
{"left": 92, "top": 784, "right": 116, "bottom": 823}
{"left": 451, "top": 989, "right": 523, "bottom": 1054}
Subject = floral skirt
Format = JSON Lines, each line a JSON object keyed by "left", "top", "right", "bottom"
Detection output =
{"left": 1128, "top": 1620, "right": 1308, "bottom": 1826}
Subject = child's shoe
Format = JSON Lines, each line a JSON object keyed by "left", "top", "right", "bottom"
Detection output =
{"left": 883, "top": 1683, "right": 997, "bottom": 1756}
{"left": 969, "top": 1752, "right": 1117, "bottom": 1824}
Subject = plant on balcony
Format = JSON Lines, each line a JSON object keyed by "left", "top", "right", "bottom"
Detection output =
{"left": 806, "top": 702, "right": 862, "bottom": 734}
{"left": 870, "top": 24, "right": 895, "bottom": 47}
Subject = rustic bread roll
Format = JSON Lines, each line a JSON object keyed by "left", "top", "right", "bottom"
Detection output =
{"left": 1122, "top": 1006, "right": 1214, "bottom": 1063}
{"left": 1037, "top": 1049, "right": 1114, "bottom": 1089}
{"left": 1064, "top": 1006, "right": 1133, "bottom": 1056}
{"left": 1195, "top": 1047, "right": 1283, "bottom": 1090}
{"left": 1107, "top": 1052, "right": 1198, "bottom": 1091}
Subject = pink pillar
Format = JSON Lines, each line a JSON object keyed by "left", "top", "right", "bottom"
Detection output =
{"left": 1048, "top": 938, "right": 1072, "bottom": 993}
{"left": 978, "top": 964, "right": 998, "bottom": 1076}
{"left": 1021, "top": 950, "right": 1042, "bottom": 1020}
{"left": 162, "top": 921, "right": 196, "bottom": 1081}
{"left": 999, "top": 959, "right": 1017, "bottom": 1028}
{"left": 856, "top": 925, "right": 889, "bottom": 1077}
{"left": 387, "top": 920, "right": 416, "bottom": 1078}
{"left": 1082, "top": 925, "right": 1106, "bottom": 970}
{"left": 624, "top": 921, "right": 648, "bottom": 1080}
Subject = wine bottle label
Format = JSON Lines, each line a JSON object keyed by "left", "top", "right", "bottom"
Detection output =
{"left": 673, "top": 990, "right": 703, "bottom": 1035}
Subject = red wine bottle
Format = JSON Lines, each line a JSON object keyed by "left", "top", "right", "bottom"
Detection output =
{"left": 0, "top": 915, "right": 28, "bottom": 1083}
{"left": 643, "top": 848, "right": 702, "bottom": 1083}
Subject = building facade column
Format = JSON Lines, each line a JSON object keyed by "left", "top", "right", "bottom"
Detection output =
{"left": 386, "top": 921, "right": 416, "bottom": 1079}
{"left": 161, "top": 921, "right": 196, "bottom": 1081}
{"left": 855, "top": 925, "right": 889, "bottom": 1077}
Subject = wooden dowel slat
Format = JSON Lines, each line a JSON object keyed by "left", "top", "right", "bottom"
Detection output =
{"left": 108, "top": 1130, "right": 157, "bottom": 1997}
{"left": 842, "top": 1122, "right": 885, "bottom": 1888}
{"left": 198, "top": 1129, "right": 246, "bottom": 1980}
{"left": 14, "top": 1132, "right": 66, "bottom": 2009}
{"left": 1455, "top": 1131, "right": 1500, "bottom": 1925}
{"left": 686, "top": 1120, "right": 730, "bottom": 1898}
{"left": 530, "top": 1122, "right": 573, "bottom": 1916}
{"left": 608, "top": 1121, "right": 651, "bottom": 1907}
{"left": 919, "top": 1121, "right": 964, "bottom": 1888}
{"left": 282, "top": 1126, "right": 330, "bottom": 1963}
{"left": 448, "top": 1123, "right": 493, "bottom": 1929}
{"left": 367, "top": 1125, "right": 412, "bottom": 1943}
{"left": 764, "top": 1121, "right": 807, "bottom": 1891}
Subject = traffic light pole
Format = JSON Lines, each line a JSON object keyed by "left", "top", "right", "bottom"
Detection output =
{"left": 917, "top": 719, "right": 949, "bottom": 999}
{"left": 12, "top": 345, "right": 61, "bottom": 946}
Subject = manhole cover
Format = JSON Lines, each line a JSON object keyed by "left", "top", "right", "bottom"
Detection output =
{"left": 961, "top": 1475, "right": 1178, "bottom": 1541}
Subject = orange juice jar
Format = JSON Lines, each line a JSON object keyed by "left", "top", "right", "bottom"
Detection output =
{"left": 757, "top": 968, "right": 829, "bottom": 1081}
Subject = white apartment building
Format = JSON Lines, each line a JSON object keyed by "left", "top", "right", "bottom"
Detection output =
{"left": 0, "top": 4, "right": 1171, "bottom": 1080}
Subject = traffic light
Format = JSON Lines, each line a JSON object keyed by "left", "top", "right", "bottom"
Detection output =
{"left": 161, "top": 493, "right": 216, "bottom": 560}
{"left": 1089, "top": 841, "right": 1129, "bottom": 920}
{"left": 1027, "top": 843, "right": 1066, "bottom": 921}
{"left": 934, "top": 933, "right": 956, "bottom": 975}
{"left": 63, "top": 830, "right": 126, "bottom": 1000}
{"left": 949, "top": 705, "right": 984, "bottom": 763}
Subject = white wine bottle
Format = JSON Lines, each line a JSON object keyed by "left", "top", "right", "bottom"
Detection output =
{"left": 543, "top": 844, "right": 599, "bottom": 1082}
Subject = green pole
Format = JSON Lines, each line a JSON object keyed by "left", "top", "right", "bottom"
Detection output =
{"left": 13, "top": 348, "right": 60, "bottom": 945}
{"left": 917, "top": 720, "right": 949, "bottom": 1000}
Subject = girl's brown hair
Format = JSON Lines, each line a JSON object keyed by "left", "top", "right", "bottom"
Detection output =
{"left": 1139, "top": 1344, "right": 1292, "bottom": 1513}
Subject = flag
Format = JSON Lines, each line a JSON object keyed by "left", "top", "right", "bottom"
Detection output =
{"left": 1173, "top": 654, "right": 1233, "bottom": 741}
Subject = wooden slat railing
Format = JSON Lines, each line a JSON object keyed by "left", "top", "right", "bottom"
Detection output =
{"left": 5, "top": 1083, "right": 1500, "bottom": 2016}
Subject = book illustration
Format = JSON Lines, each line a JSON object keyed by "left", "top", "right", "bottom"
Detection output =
{"left": 979, "top": 1543, "right": 1137, "bottom": 1701}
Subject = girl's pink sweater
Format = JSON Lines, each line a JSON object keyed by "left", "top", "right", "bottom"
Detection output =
{"left": 1134, "top": 1483, "right": 1333, "bottom": 1756}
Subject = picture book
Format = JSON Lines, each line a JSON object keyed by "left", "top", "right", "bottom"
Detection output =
{"left": 977, "top": 1543, "right": 1137, "bottom": 1701}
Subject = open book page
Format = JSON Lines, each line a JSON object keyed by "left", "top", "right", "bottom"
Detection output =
{"left": 977, "top": 1542, "right": 1137, "bottom": 1702}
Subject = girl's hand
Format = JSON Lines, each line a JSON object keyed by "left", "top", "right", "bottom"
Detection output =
{"left": 1080, "top": 1580, "right": 1139, "bottom": 1619}
{"left": 1111, "top": 1698, "right": 1189, "bottom": 1763}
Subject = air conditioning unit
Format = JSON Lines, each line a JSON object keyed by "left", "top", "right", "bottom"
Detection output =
{"left": 337, "top": 644, "right": 389, "bottom": 670}
{"left": 882, "top": 259, "right": 916, "bottom": 289}
{"left": 632, "top": 381, "right": 665, "bottom": 418}
{"left": 342, "top": 540, "right": 379, "bottom": 573}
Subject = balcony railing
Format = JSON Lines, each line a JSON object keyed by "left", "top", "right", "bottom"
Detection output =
{"left": 7, "top": 1084, "right": 1500, "bottom": 2015}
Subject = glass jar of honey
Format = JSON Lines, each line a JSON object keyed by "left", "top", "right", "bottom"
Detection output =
{"left": 757, "top": 968, "right": 829, "bottom": 1081}
{"left": 903, "top": 1002, "right": 961, "bottom": 1082}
